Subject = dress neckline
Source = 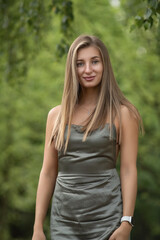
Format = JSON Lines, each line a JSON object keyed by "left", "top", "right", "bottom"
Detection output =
{"left": 67, "top": 123, "right": 117, "bottom": 139}
{"left": 70, "top": 123, "right": 110, "bottom": 128}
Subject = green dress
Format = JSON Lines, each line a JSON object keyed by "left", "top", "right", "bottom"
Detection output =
{"left": 50, "top": 124, "right": 123, "bottom": 240}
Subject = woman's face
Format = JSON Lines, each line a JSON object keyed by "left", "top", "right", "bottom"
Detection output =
{"left": 76, "top": 46, "right": 103, "bottom": 89}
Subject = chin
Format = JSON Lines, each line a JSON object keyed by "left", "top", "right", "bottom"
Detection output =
{"left": 80, "top": 81, "right": 101, "bottom": 89}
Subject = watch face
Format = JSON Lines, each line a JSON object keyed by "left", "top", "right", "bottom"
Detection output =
{"left": 121, "top": 216, "right": 134, "bottom": 227}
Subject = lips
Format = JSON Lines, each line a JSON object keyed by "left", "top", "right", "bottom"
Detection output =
{"left": 83, "top": 76, "right": 96, "bottom": 81}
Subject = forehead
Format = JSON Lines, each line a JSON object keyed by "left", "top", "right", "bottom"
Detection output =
{"left": 77, "top": 46, "right": 101, "bottom": 60}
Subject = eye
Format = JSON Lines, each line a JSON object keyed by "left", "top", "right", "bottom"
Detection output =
{"left": 77, "top": 62, "right": 84, "bottom": 67}
{"left": 92, "top": 60, "right": 99, "bottom": 64}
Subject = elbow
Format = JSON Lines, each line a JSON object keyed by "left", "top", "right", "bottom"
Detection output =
{"left": 120, "top": 164, "right": 137, "bottom": 178}
{"left": 40, "top": 167, "right": 58, "bottom": 181}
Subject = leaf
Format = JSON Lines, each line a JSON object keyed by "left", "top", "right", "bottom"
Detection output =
{"left": 135, "top": 15, "right": 142, "bottom": 20}
{"left": 144, "top": 20, "right": 151, "bottom": 29}
{"left": 135, "top": 15, "right": 144, "bottom": 28}
{"left": 144, "top": 8, "right": 152, "bottom": 20}
{"left": 156, "top": 2, "right": 160, "bottom": 13}
{"left": 149, "top": 0, "right": 159, "bottom": 9}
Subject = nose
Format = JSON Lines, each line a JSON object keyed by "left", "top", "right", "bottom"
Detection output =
{"left": 85, "top": 63, "right": 92, "bottom": 74}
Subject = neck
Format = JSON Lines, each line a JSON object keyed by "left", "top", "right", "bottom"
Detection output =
{"left": 78, "top": 87, "right": 100, "bottom": 106}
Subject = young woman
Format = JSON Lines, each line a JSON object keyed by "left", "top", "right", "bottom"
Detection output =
{"left": 32, "top": 35, "right": 143, "bottom": 240}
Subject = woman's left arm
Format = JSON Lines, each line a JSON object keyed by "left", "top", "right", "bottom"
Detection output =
{"left": 109, "top": 106, "right": 139, "bottom": 240}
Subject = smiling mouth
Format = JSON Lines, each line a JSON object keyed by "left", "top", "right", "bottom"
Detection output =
{"left": 83, "top": 76, "right": 96, "bottom": 81}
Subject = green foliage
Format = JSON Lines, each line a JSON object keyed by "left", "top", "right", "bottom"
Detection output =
{"left": 0, "top": 0, "right": 52, "bottom": 83}
{"left": 51, "top": 0, "right": 74, "bottom": 57}
{"left": 121, "top": 0, "right": 160, "bottom": 31}
{"left": 0, "top": 0, "right": 160, "bottom": 239}
{"left": 53, "top": 0, "right": 74, "bottom": 32}
{"left": 134, "top": 0, "right": 160, "bottom": 30}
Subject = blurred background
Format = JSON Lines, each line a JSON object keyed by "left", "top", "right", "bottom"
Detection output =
{"left": 0, "top": 0, "right": 160, "bottom": 239}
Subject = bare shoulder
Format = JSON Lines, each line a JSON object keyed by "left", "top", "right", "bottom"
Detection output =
{"left": 45, "top": 105, "right": 61, "bottom": 131}
{"left": 48, "top": 105, "right": 61, "bottom": 122}
{"left": 121, "top": 105, "right": 131, "bottom": 119}
{"left": 44, "top": 105, "right": 61, "bottom": 140}
{"left": 120, "top": 105, "right": 138, "bottom": 130}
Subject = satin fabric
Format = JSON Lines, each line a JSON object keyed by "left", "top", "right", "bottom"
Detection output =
{"left": 50, "top": 124, "right": 123, "bottom": 240}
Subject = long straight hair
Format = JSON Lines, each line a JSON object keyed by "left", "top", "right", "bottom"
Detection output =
{"left": 50, "top": 35, "right": 143, "bottom": 152}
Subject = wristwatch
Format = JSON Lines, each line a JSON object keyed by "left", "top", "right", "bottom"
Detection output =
{"left": 121, "top": 216, "right": 134, "bottom": 227}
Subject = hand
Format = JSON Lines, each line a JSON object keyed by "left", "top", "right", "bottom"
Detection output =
{"left": 109, "top": 222, "right": 132, "bottom": 240}
{"left": 32, "top": 230, "right": 46, "bottom": 240}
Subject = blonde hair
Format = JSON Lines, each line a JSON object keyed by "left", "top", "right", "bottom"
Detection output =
{"left": 50, "top": 35, "right": 143, "bottom": 152}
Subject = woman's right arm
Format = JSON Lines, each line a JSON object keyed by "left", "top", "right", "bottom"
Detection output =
{"left": 32, "top": 107, "right": 59, "bottom": 240}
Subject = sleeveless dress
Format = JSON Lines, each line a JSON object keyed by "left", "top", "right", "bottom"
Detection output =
{"left": 50, "top": 124, "right": 123, "bottom": 240}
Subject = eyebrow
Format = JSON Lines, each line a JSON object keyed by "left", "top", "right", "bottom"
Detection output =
{"left": 77, "top": 56, "right": 100, "bottom": 61}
